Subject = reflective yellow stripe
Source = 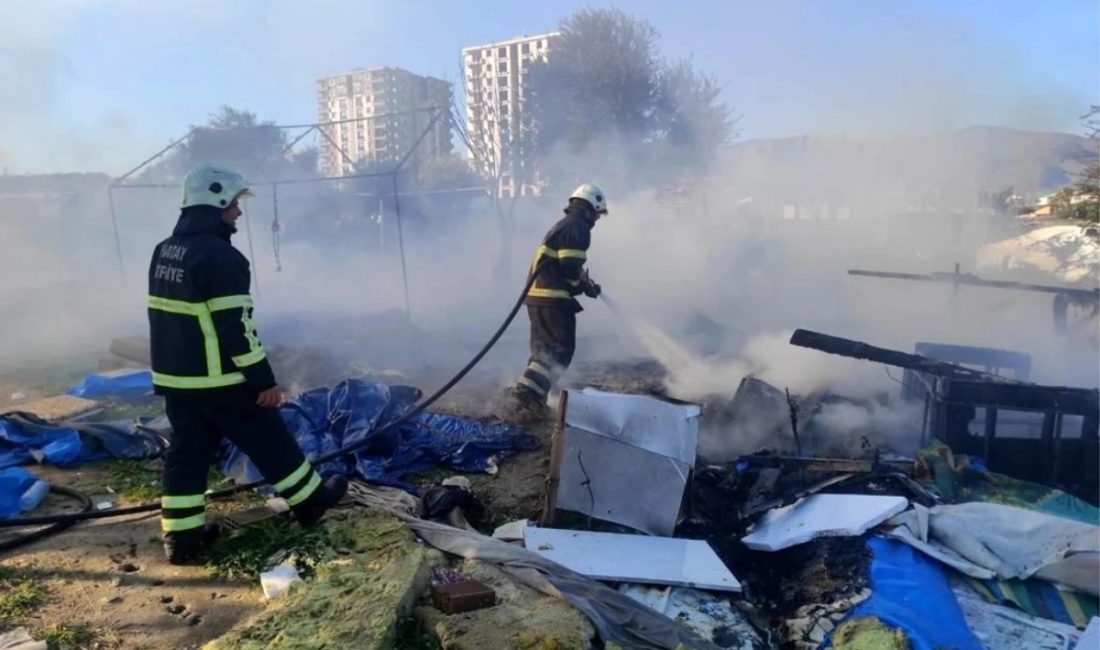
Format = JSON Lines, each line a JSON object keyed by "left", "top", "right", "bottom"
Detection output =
{"left": 527, "top": 361, "right": 552, "bottom": 379}
{"left": 162, "top": 512, "right": 205, "bottom": 532}
{"left": 517, "top": 376, "right": 547, "bottom": 395}
{"left": 148, "top": 296, "right": 209, "bottom": 315}
{"left": 241, "top": 309, "right": 262, "bottom": 357}
{"left": 149, "top": 295, "right": 230, "bottom": 379}
{"left": 527, "top": 288, "right": 572, "bottom": 299}
{"left": 162, "top": 494, "right": 204, "bottom": 508}
{"left": 232, "top": 348, "right": 267, "bottom": 368}
{"left": 207, "top": 294, "right": 252, "bottom": 311}
{"left": 533, "top": 245, "right": 586, "bottom": 261}
{"left": 152, "top": 372, "right": 246, "bottom": 389}
{"left": 285, "top": 472, "right": 322, "bottom": 507}
{"left": 273, "top": 460, "right": 312, "bottom": 493}
{"left": 196, "top": 312, "right": 222, "bottom": 376}
{"left": 1060, "top": 589, "right": 1088, "bottom": 627}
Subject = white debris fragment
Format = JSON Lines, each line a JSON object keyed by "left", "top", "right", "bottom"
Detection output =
{"left": 441, "top": 476, "right": 472, "bottom": 491}
{"left": 743, "top": 494, "right": 909, "bottom": 551}
{"left": 492, "top": 519, "right": 528, "bottom": 541}
{"left": 260, "top": 563, "right": 302, "bottom": 600}
{"left": 0, "top": 628, "right": 47, "bottom": 650}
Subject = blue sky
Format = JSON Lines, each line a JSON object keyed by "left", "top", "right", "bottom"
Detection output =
{"left": 1, "top": 0, "right": 1097, "bottom": 173}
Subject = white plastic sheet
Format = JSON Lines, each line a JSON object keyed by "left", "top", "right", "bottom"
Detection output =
{"left": 884, "top": 502, "right": 1100, "bottom": 595}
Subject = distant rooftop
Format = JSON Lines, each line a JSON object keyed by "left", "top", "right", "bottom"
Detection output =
{"left": 461, "top": 32, "right": 560, "bottom": 53}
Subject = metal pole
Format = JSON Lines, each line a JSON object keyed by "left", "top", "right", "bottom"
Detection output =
{"left": 271, "top": 183, "right": 282, "bottom": 272}
{"left": 114, "top": 129, "right": 193, "bottom": 184}
{"left": 315, "top": 124, "right": 357, "bottom": 173}
{"left": 952, "top": 261, "right": 960, "bottom": 319}
{"left": 244, "top": 198, "right": 261, "bottom": 299}
{"left": 378, "top": 196, "right": 385, "bottom": 255}
{"left": 107, "top": 185, "right": 126, "bottom": 287}
{"left": 391, "top": 172, "right": 411, "bottom": 319}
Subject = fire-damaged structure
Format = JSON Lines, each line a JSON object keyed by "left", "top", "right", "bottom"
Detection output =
{"left": 790, "top": 329, "right": 1100, "bottom": 500}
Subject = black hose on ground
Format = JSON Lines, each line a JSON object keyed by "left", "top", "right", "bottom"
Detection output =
{"left": 0, "top": 485, "right": 93, "bottom": 553}
{"left": 0, "top": 267, "right": 543, "bottom": 536}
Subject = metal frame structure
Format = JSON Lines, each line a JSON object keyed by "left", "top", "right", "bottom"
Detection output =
{"left": 108, "top": 105, "right": 458, "bottom": 318}
{"left": 790, "top": 328, "right": 1100, "bottom": 496}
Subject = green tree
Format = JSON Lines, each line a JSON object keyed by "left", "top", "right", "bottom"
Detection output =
{"left": 525, "top": 8, "right": 733, "bottom": 189}
{"left": 1051, "top": 186, "right": 1076, "bottom": 216}
{"left": 527, "top": 8, "right": 662, "bottom": 154}
{"left": 1071, "top": 105, "right": 1099, "bottom": 223}
{"left": 145, "top": 106, "right": 292, "bottom": 181}
{"left": 655, "top": 57, "right": 736, "bottom": 170}
{"left": 416, "top": 153, "right": 482, "bottom": 191}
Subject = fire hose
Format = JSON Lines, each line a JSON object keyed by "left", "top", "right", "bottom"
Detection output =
{"left": 0, "top": 265, "right": 547, "bottom": 551}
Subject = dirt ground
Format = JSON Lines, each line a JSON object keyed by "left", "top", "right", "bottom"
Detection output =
{"left": 1, "top": 388, "right": 557, "bottom": 650}
{"left": 2, "top": 464, "right": 266, "bottom": 649}
{"left": 2, "top": 428, "right": 561, "bottom": 650}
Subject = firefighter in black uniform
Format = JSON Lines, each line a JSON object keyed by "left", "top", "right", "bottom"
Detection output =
{"left": 513, "top": 184, "right": 608, "bottom": 417}
{"left": 149, "top": 165, "right": 347, "bottom": 564}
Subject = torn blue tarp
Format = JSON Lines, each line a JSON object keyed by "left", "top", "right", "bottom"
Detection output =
{"left": 220, "top": 379, "right": 538, "bottom": 490}
{"left": 0, "top": 413, "right": 169, "bottom": 470}
{"left": 67, "top": 369, "right": 153, "bottom": 398}
{"left": 830, "top": 536, "right": 982, "bottom": 650}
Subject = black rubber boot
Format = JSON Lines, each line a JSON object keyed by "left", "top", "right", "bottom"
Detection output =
{"left": 292, "top": 475, "right": 349, "bottom": 528}
{"left": 164, "top": 523, "right": 222, "bottom": 565}
{"left": 509, "top": 387, "right": 549, "bottom": 424}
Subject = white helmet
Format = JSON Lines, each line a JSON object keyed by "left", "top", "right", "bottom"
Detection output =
{"left": 181, "top": 165, "right": 254, "bottom": 209}
{"left": 569, "top": 183, "right": 608, "bottom": 214}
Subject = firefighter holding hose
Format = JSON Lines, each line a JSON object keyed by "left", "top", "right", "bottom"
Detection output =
{"left": 511, "top": 183, "right": 607, "bottom": 421}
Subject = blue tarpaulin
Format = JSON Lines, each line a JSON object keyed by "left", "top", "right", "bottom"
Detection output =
{"left": 0, "top": 378, "right": 535, "bottom": 510}
{"left": 67, "top": 369, "right": 153, "bottom": 398}
{"left": 221, "top": 379, "right": 538, "bottom": 490}
{"left": 830, "top": 536, "right": 982, "bottom": 650}
{"left": 0, "top": 413, "right": 168, "bottom": 470}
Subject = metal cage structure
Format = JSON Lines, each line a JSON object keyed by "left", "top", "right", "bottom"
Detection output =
{"left": 107, "top": 105, "right": 478, "bottom": 318}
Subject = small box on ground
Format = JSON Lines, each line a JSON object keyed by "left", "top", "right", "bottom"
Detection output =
{"left": 432, "top": 580, "right": 496, "bottom": 614}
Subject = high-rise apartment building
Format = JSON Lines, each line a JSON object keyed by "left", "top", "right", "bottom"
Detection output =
{"left": 462, "top": 33, "right": 559, "bottom": 196}
{"left": 316, "top": 67, "right": 453, "bottom": 177}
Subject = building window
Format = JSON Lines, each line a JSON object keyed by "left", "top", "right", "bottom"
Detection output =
{"left": 498, "top": 61, "right": 507, "bottom": 72}
{"left": 498, "top": 46, "right": 506, "bottom": 56}
{"left": 522, "top": 43, "right": 530, "bottom": 54}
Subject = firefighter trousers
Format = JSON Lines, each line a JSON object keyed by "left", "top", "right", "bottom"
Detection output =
{"left": 517, "top": 305, "right": 577, "bottom": 398}
{"left": 160, "top": 387, "right": 323, "bottom": 536}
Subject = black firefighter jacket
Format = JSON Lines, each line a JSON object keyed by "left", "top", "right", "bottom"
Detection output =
{"left": 147, "top": 207, "right": 275, "bottom": 395}
{"left": 525, "top": 205, "right": 595, "bottom": 313}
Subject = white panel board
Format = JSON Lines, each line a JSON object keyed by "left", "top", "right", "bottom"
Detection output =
{"left": 524, "top": 527, "right": 741, "bottom": 592}
{"left": 742, "top": 494, "right": 909, "bottom": 551}
{"left": 557, "top": 425, "right": 689, "bottom": 536}
{"left": 565, "top": 388, "right": 700, "bottom": 464}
